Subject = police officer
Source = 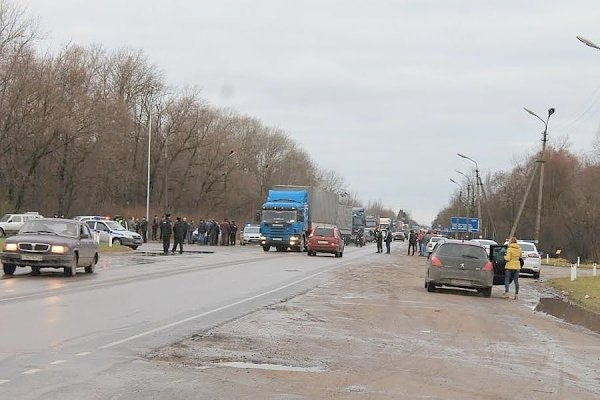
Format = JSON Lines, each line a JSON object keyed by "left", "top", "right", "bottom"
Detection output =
{"left": 161, "top": 214, "right": 172, "bottom": 254}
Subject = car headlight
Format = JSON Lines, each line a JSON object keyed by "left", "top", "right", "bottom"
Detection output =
{"left": 4, "top": 243, "right": 17, "bottom": 251}
{"left": 50, "top": 245, "right": 68, "bottom": 254}
{"left": 289, "top": 236, "right": 298, "bottom": 241}
{"left": 260, "top": 236, "right": 266, "bottom": 240}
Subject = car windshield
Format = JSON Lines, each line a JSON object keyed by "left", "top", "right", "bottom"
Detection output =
{"left": 313, "top": 227, "right": 334, "bottom": 237}
{"left": 20, "top": 220, "right": 78, "bottom": 237}
{"left": 519, "top": 243, "right": 536, "bottom": 252}
{"left": 436, "top": 243, "right": 487, "bottom": 259}
{"left": 262, "top": 210, "right": 296, "bottom": 224}
{"left": 244, "top": 227, "right": 260, "bottom": 234}
{"left": 106, "top": 221, "right": 127, "bottom": 231}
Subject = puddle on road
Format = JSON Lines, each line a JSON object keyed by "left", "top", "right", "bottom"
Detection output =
{"left": 215, "top": 361, "right": 325, "bottom": 372}
{"left": 535, "top": 297, "right": 600, "bottom": 334}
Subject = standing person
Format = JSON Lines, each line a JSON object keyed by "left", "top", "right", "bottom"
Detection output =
{"left": 160, "top": 214, "right": 172, "bottom": 254}
{"left": 375, "top": 228, "right": 383, "bottom": 253}
{"left": 229, "top": 221, "right": 238, "bottom": 246}
{"left": 385, "top": 229, "right": 393, "bottom": 254}
{"left": 408, "top": 230, "right": 417, "bottom": 256}
{"left": 172, "top": 217, "right": 187, "bottom": 254}
{"left": 197, "top": 219, "right": 207, "bottom": 245}
{"left": 151, "top": 215, "right": 159, "bottom": 241}
{"left": 139, "top": 217, "right": 148, "bottom": 243}
{"left": 503, "top": 237, "right": 522, "bottom": 299}
{"left": 188, "top": 219, "right": 195, "bottom": 244}
{"left": 220, "top": 219, "right": 231, "bottom": 246}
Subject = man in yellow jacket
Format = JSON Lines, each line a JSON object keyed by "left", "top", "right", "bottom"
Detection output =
{"left": 503, "top": 237, "right": 522, "bottom": 299}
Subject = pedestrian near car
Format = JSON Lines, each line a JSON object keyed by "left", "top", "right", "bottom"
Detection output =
{"left": 188, "top": 219, "right": 195, "bottom": 244}
{"left": 385, "top": 229, "right": 393, "bottom": 254}
{"left": 139, "top": 217, "right": 148, "bottom": 243}
{"left": 375, "top": 228, "right": 383, "bottom": 253}
{"left": 197, "top": 219, "right": 207, "bottom": 245}
{"left": 408, "top": 230, "right": 417, "bottom": 256}
{"left": 160, "top": 214, "right": 172, "bottom": 254}
{"left": 151, "top": 215, "right": 159, "bottom": 241}
{"left": 229, "top": 221, "right": 237, "bottom": 246}
{"left": 503, "top": 237, "right": 522, "bottom": 299}
{"left": 172, "top": 217, "right": 187, "bottom": 254}
{"left": 220, "top": 219, "right": 231, "bottom": 246}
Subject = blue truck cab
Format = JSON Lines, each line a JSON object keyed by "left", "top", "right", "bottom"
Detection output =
{"left": 260, "top": 189, "right": 308, "bottom": 252}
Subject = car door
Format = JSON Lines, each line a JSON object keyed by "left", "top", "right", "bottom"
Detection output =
{"left": 78, "top": 224, "right": 95, "bottom": 263}
{"left": 8, "top": 215, "right": 22, "bottom": 233}
{"left": 489, "top": 244, "right": 511, "bottom": 285}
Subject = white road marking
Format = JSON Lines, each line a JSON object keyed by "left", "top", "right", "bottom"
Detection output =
{"left": 76, "top": 352, "right": 91, "bottom": 356}
{"left": 0, "top": 379, "right": 10, "bottom": 385}
{"left": 22, "top": 369, "right": 40, "bottom": 375}
{"left": 50, "top": 360, "right": 67, "bottom": 365}
{"left": 100, "top": 270, "right": 326, "bottom": 349}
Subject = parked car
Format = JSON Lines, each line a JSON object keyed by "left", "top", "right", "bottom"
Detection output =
{"left": 85, "top": 219, "right": 143, "bottom": 249}
{"left": 307, "top": 225, "right": 344, "bottom": 257}
{"left": 502, "top": 240, "right": 541, "bottom": 279}
{"left": 470, "top": 239, "right": 498, "bottom": 256}
{"left": 0, "top": 212, "right": 43, "bottom": 237}
{"left": 426, "top": 236, "right": 446, "bottom": 255}
{"left": 1, "top": 218, "right": 99, "bottom": 276}
{"left": 72, "top": 215, "right": 111, "bottom": 222}
{"left": 425, "top": 239, "right": 494, "bottom": 297}
{"left": 392, "top": 231, "right": 405, "bottom": 241}
{"left": 240, "top": 225, "right": 261, "bottom": 245}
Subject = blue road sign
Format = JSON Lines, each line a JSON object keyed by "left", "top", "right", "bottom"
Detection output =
{"left": 450, "top": 217, "right": 479, "bottom": 233}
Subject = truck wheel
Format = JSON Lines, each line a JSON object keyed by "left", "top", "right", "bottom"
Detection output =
{"left": 3, "top": 264, "right": 16, "bottom": 275}
{"left": 262, "top": 245, "right": 270, "bottom": 252}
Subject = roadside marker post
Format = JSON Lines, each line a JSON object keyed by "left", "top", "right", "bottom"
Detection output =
{"left": 108, "top": 234, "right": 112, "bottom": 247}
{"left": 593, "top": 262, "right": 597, "bottom": 277}
{"left": 546, "top": 254, "right": 549, "bottom": 265}
{"left": 570, "top": 261, "right": 577, "bottom": 281}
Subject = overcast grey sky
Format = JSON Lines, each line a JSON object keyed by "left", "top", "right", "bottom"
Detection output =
{"left": 16, "top": 0, "right": 600, "bottom": 224}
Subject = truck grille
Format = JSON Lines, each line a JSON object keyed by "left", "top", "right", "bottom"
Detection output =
{"left": 18, "top": 243, "right": 50, "bottom": 252}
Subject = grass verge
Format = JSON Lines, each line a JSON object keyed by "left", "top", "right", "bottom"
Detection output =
{"left": 550, "top": 276, "right": 600, "bottom": 314}
{"left": 99, "top": 243, "right": 133, "bottom": 253}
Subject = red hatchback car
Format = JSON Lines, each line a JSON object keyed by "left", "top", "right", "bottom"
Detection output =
{"left": 307, "top": 226, "right": 344, "bottom": 257}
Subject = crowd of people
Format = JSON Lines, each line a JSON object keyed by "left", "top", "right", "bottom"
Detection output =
{"left": 407, "top": 229, "right": 438, "bottom": 256}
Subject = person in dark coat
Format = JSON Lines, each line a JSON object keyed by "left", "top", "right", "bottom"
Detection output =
{"left": 408, "top": 230, "right": 417, "bottom": 256}
{"left": 151, "top": 215, "right": 159, "bottom": 241}
{"left": 172, "top": 217, "right": 187, "bottom": 254}
{"left": 229, "top": 221, "right": 238, "bottom": 246}
{"left": 385, "top": 229, "right": 393, "bottom": 254}
{"left": 160, "top": 214, "right": 172, "bottom": 254}
{"left": 197, "top": 219, "right": 207, "bottom": 245}
{"left": 375, "top": 228, "right": 383, "bottom": 253}
{"left": 220, "top": 219, "right": 231, "bottom": 246}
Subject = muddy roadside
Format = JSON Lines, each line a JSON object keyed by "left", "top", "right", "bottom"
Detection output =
{"left": 145, "top": 251, "right": 600, "bottom": 399}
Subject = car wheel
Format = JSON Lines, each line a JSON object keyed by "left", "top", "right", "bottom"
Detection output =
{"left": 112, "top": 238, "right": 122, "bottom": 246}
{"left": 426, "top": 277, "right": 436, "bottom": 292}
{"left": 31, "top": 266, "right": 41, "bottom": 275}
{"left": 3, "top": 264, "right": 16, "bottom": 275}
{"left": 481, "top": 287, "right": 492, "bottom": 297}
{"left": 64, "top": 255, "right": 77, "bottom": 277}
{"left": 533, "top": 272, "right": 540, "bottom": 279}
{"left": 334, "top": 251, "right": 339, "bottom": 258}
{"left": 262, "top": 245, "right": 270, "bottom": 252}
{"left": 339, "top": 251, "right": 343, "bottom": 258}
{"left": 0, "top": 228, "right": 5, "bottom": 238}
{"left": 85, "top": 254, "right": 98, "bottom": 274}
{"left": 130, "top": 246, "right": 138, "bottom": 250}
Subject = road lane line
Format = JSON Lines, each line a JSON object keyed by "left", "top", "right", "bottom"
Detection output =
{"left": 0, "top": 379, "right": 10, "bottom": 385}
{"left": 100, "top": 270, "right": 326, "bottom": 349}
{"left": 22, "top": 369, "right": 41, "bottom": 375}
{"left": 50, "top": 360, "right": 67, "bottom": 365}
{"left": 76, "top": 352, "right": 91, "bottom": 356}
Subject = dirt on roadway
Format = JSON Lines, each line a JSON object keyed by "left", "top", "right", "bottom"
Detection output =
{"left": 148, "top": 246, "right": 600, "bottom": 399}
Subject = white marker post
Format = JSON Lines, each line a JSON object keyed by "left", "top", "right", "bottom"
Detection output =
{"left": 593, "top": 262, "right": 597, "bottom": 277}
{"left": 570, "top": 261, "right": 577, "bottom": 281}
{"left": 108, "top": 234, "right": 112, "bottom": 248}
{"left": 546, "top": 254, "right": 549, "bottom": 265}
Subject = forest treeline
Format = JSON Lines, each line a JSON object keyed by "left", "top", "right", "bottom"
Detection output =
{"left": 0, "top": 2, "right": 397, "bottom": 224}
{"left": 432, "top": 144, "right": 600, "bottom": 261}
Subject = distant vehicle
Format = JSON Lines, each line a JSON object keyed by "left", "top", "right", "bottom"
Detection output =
{"left": 503, "top": 240, "right": 541, "bottom": 279}
{"left": 351, "top": 207, "right": 366, "bottom": 246}
{"left": 85, "top": 220, "right": 143, "bottom": 250}
{"left": 392, "top": 231, "right": 405, "bottom": 241}
{"left": 307, "top": 225, "right": 344, "bottom": 257}
{"left": 425, "top": 239, "right": 493, "bottom": 297}
{"left": 379, "top": 217, "right": 391, "bottom": 231}
{"left": 470, "top": 239, "right": 498, "bottom": 256}
{"left": 72, "top": 215, "right": 111, "bottom": 222}
{"left": 337, "top": 205, "right": 353, "bottom": 245}
{"left": 0, "top": 212, "right": 43, "bottom": 237}
{"left": 426, "top": 236, "right": 446, "bottom": 255}
{"left": 1, "top": 218, "right": 99, "bottom": 277}
{"left": 240, "top": 225, "right": 261, "bottom": 245}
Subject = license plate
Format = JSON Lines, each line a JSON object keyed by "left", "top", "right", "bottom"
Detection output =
{"left": 21, "top": 254, "right": 43, "bottom": 261}
{"left": 318, "top": 240, "right": 329, "bottom": 244}
{"left": 273, "top": 238, "right": 282, "bottom": 241}
{"left": 450, "top": 279, "right": 470, "bottom": 286}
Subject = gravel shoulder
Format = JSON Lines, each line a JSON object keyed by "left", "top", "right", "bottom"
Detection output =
{"left": 144, "top": 247, "right": 600, "bottom": 399}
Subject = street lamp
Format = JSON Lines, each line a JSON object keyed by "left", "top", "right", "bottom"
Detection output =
{"left": 577, "top": 36, "right": 600, "bottom": 50}
{"left": 224, "top": 149, "right": 236, "bottom": 218}
{"left": 455, "top": 170, "right": 473, "bottom": 238}
{"left": 449, "top": 178, "right": 462, "bottom": 238}
{"left": 457, "top": 153, "right": 482, "bottom": 239}
{"left": 523, "top": 107, "right": 555, "bottom": 247}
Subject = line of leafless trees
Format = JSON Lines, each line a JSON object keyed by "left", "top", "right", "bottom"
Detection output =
{"left": 0, "top": 1, "right": 365, "bottom": 224}
{"left": 433, "top": 142, "right": 600, "bottom": 261}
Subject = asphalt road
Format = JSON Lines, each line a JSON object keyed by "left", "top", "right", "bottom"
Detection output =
{"left": 0, "top": 241, "right": 373, "bottom": 398}
{"left": 1, "top": 240, "right": 598, "bottom": 399}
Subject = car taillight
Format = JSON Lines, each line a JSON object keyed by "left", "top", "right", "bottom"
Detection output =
{"left": 431, "top": 256, "right": 443, "bottom": 267}
{"left": 482, "top": 261, "right": 493, "bottom": 271}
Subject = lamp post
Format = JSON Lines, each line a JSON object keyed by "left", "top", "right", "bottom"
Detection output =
{"left": 450, "top": 178, "right": 462, "bottom": 239}
{"left": 224, "top": 149, "right": 236, "bottom": 218}
{"left": 577, "top": 36, "right": 600, "bottom": 50}
{"left": 523, "top": 107, "right": 555, "bottom": 247}
{"left": 455, "top": 170, "right": 472, "bottom": 238}
{"left": 146, "top": 113, "right": 151, "bottom": 224}
{"left": 457, "top": 153, "right": 482, "bottom": 239}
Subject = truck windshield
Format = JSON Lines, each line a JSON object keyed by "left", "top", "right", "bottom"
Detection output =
{"left": 352, "top": 216, "right": 364, "bottom": 226}
{"left": 262, "top": 210, "right": 296, "bottom": 224}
